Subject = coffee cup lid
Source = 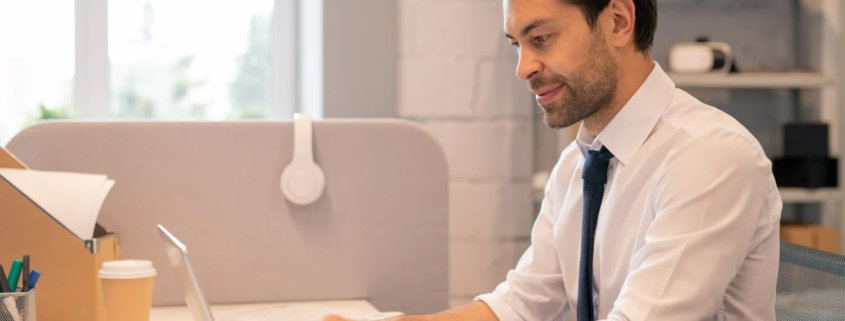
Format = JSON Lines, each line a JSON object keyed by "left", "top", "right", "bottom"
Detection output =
{"left": 99, "top": 260, "right": 157, "bottom": 279}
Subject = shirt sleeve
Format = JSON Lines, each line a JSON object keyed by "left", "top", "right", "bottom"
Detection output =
{"left": 476, "top": 166, "right": 570, "bottom": 321}
{"left": 604, "top": 131, "right": 775, "bottom": 321}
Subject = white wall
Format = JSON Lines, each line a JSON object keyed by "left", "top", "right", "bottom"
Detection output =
{"left": 302, "top": 0, "right": 398, "bottom": 119}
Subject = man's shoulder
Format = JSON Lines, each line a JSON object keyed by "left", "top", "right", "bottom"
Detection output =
{"left": 656, "top": 89, "right": 771, "bottom": 171}
{"left": 661, "top": 89, "right": 765, "bottom": 155}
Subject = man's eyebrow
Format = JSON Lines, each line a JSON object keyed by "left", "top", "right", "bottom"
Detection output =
{"left": 504, "top": 19, "right": 552, "bottom": 39}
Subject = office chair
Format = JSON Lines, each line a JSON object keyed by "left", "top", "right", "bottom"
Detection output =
{"left": 776, "top": 241, "right": 845, "bottom": 320}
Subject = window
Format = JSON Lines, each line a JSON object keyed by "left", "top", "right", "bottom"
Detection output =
{"left": 0, "top": 0, "right": 75, "bottom": 145}
{"left": 108, "top": 0, "right": 275, "bottom": 120}
{"left": 1, "top": 0, "right": 298, "bottom": 146}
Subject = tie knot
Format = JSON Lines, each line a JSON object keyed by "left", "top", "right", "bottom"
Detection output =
{"left": 582, "top": 146, "right": 614, "bottom": 184}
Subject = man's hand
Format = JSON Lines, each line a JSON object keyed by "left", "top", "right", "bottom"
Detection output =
{"left": 321, "top": 314, "right": 355, "bottom": 321}
{"left": 321, "top": 314, "right": 404, "bottom": 321}
{"left": 320, "top": 301, "right": 499, "bottom": 321}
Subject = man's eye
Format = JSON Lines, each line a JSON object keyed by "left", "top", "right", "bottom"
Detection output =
{"left": 509, "top": 42, "right": 520, "bottom": 48}
{"left": 534, "top": 35, "right": 549, "bottom": 44}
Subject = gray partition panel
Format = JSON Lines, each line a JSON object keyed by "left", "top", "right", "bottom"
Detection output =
{"left": 7, "top": 120, "right": 449, "bottom": 314}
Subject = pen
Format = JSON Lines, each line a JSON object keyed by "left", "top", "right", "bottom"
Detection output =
{"left": 0, "top": 265, "right": 10, "bottom": 293}
{"left": 28, "top": 271, "right": 40, "bottom": 290}
{"left": 1, "top": 297, "right": 21, "bottom": 321}
{"left": 0, "top": 263, "right": 21, "bottom": 321}
{"left": 21, "top": 255, "right": 29, "bottom": 292}
{"left": 0, "top": 301, "right": 10, "bottom": 321}
{"left": 6, "top": 261, "right": 21, "bottom": 293}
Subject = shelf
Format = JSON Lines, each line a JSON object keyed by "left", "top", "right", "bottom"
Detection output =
{"left": 779, "top": 187, "right": 841, "bottom": 203}
{"left": 669, "top": 72, "right": 831, "bottom": 89}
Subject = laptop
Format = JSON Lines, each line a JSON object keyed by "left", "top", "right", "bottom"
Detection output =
{"left": 157, "top": 225, "right": 402, "bottom": 321}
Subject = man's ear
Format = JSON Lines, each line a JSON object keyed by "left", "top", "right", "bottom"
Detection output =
{"left": 608, "top": 0, "right": 636, "bottom": 49}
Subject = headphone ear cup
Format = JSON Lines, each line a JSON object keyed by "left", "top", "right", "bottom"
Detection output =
{"left": 281, "top": 162, "right": 325, "bottom": 206}
{"left": 282, "top": 113, "right": 325, "bottom": 205}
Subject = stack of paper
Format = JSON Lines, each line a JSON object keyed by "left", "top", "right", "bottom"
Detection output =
{"left": 0, "top": 168, "right": 114, "bottom": 240}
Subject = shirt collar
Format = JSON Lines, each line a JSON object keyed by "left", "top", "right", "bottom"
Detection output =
{"left": 575, "top": 62, "right": 675, "bottom": 166}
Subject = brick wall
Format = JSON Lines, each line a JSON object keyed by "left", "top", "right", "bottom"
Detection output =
{"left": 398, "top": 0, "right": 535, "bottom": 306}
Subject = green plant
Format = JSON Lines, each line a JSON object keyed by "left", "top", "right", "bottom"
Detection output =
{"left": 26, "top": 104, "right": 76, "bottom": 126}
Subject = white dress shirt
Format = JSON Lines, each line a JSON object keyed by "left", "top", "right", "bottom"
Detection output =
{"left": 477, "top": 64, "right": 782, "bottom": 321}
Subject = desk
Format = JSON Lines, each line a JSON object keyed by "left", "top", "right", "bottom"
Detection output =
{"left": 150, "top": 300, "right": 381, "bottom": 321}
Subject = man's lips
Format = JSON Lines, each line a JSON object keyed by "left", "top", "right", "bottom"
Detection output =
{"left": 534, "top": 84, "right": 565, "bottom": 105}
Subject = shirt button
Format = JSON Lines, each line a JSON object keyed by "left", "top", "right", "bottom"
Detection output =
{"left": 595, "top": 298, "right": 600, "bottom": 317}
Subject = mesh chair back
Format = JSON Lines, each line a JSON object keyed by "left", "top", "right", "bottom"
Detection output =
{"left": 777, "top": 241, "right": 845, "bottom": 320}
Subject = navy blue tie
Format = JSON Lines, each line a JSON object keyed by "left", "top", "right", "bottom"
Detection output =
{"left": 577, "top": 146, "right": 614, "bottom": 321}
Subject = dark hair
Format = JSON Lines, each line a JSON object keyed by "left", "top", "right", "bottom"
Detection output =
{"left": 565, "top": 0, "right": 657, "bottom": 52}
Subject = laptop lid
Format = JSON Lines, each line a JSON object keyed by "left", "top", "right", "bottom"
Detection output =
{"left": 158, "top": 225, "right": 215, "bottom": 321}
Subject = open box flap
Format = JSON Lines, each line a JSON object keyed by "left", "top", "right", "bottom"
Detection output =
{"left": 0, "top": 147, "right": 113, "bottom": 253}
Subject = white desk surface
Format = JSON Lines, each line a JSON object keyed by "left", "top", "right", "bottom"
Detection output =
{"left": 150, "top": 300, "right": 380, "bottom": 321}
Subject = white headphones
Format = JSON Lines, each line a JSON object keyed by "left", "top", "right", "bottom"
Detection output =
{"left": 281, "top": 114, "right": 326, "bottom": 205}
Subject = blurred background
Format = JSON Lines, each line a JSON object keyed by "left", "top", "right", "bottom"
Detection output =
{"left": 1, "top": 0, "right": 843, "bottom": 308}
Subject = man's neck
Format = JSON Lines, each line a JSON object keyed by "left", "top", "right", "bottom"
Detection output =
{"left": 582, "top": 54, "right": 655, "bottom": 137}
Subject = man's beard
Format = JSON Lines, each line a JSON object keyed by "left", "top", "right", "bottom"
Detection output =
{"left": 530, "top": 31, "right": 618, "bottom": 129}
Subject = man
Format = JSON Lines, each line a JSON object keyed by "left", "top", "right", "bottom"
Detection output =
{"left": 326, "top": 0, "right": 781, "bottom": 320}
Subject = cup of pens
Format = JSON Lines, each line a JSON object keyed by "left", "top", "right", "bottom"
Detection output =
{"left": 0, "top": 255, "right": 41, "bottom": 321}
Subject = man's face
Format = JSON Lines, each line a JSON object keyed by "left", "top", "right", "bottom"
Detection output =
{"left": 504, "top": 0, "right": 618, "bottom": 129}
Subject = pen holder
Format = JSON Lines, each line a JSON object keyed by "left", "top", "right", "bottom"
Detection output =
{"left": 0, "top": 288, "right": 35, "bottom": 321}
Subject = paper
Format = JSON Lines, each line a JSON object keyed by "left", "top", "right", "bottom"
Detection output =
{"left": 0, "top": 168, "right": 115, "bottom": 240}
{"left": 215, "top": 304, "right": 403, "bottom": 321}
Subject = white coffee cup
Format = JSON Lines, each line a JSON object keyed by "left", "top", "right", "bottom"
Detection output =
{"left": 99, "top": 260, "right": 157, "bottom": 321}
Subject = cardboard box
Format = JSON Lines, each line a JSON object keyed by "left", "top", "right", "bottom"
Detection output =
{"left": 781, "top": 223, "right": 839, "bottom": 253}
{"left": 0, "top": 147, "right": 120, "bottom": 321}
